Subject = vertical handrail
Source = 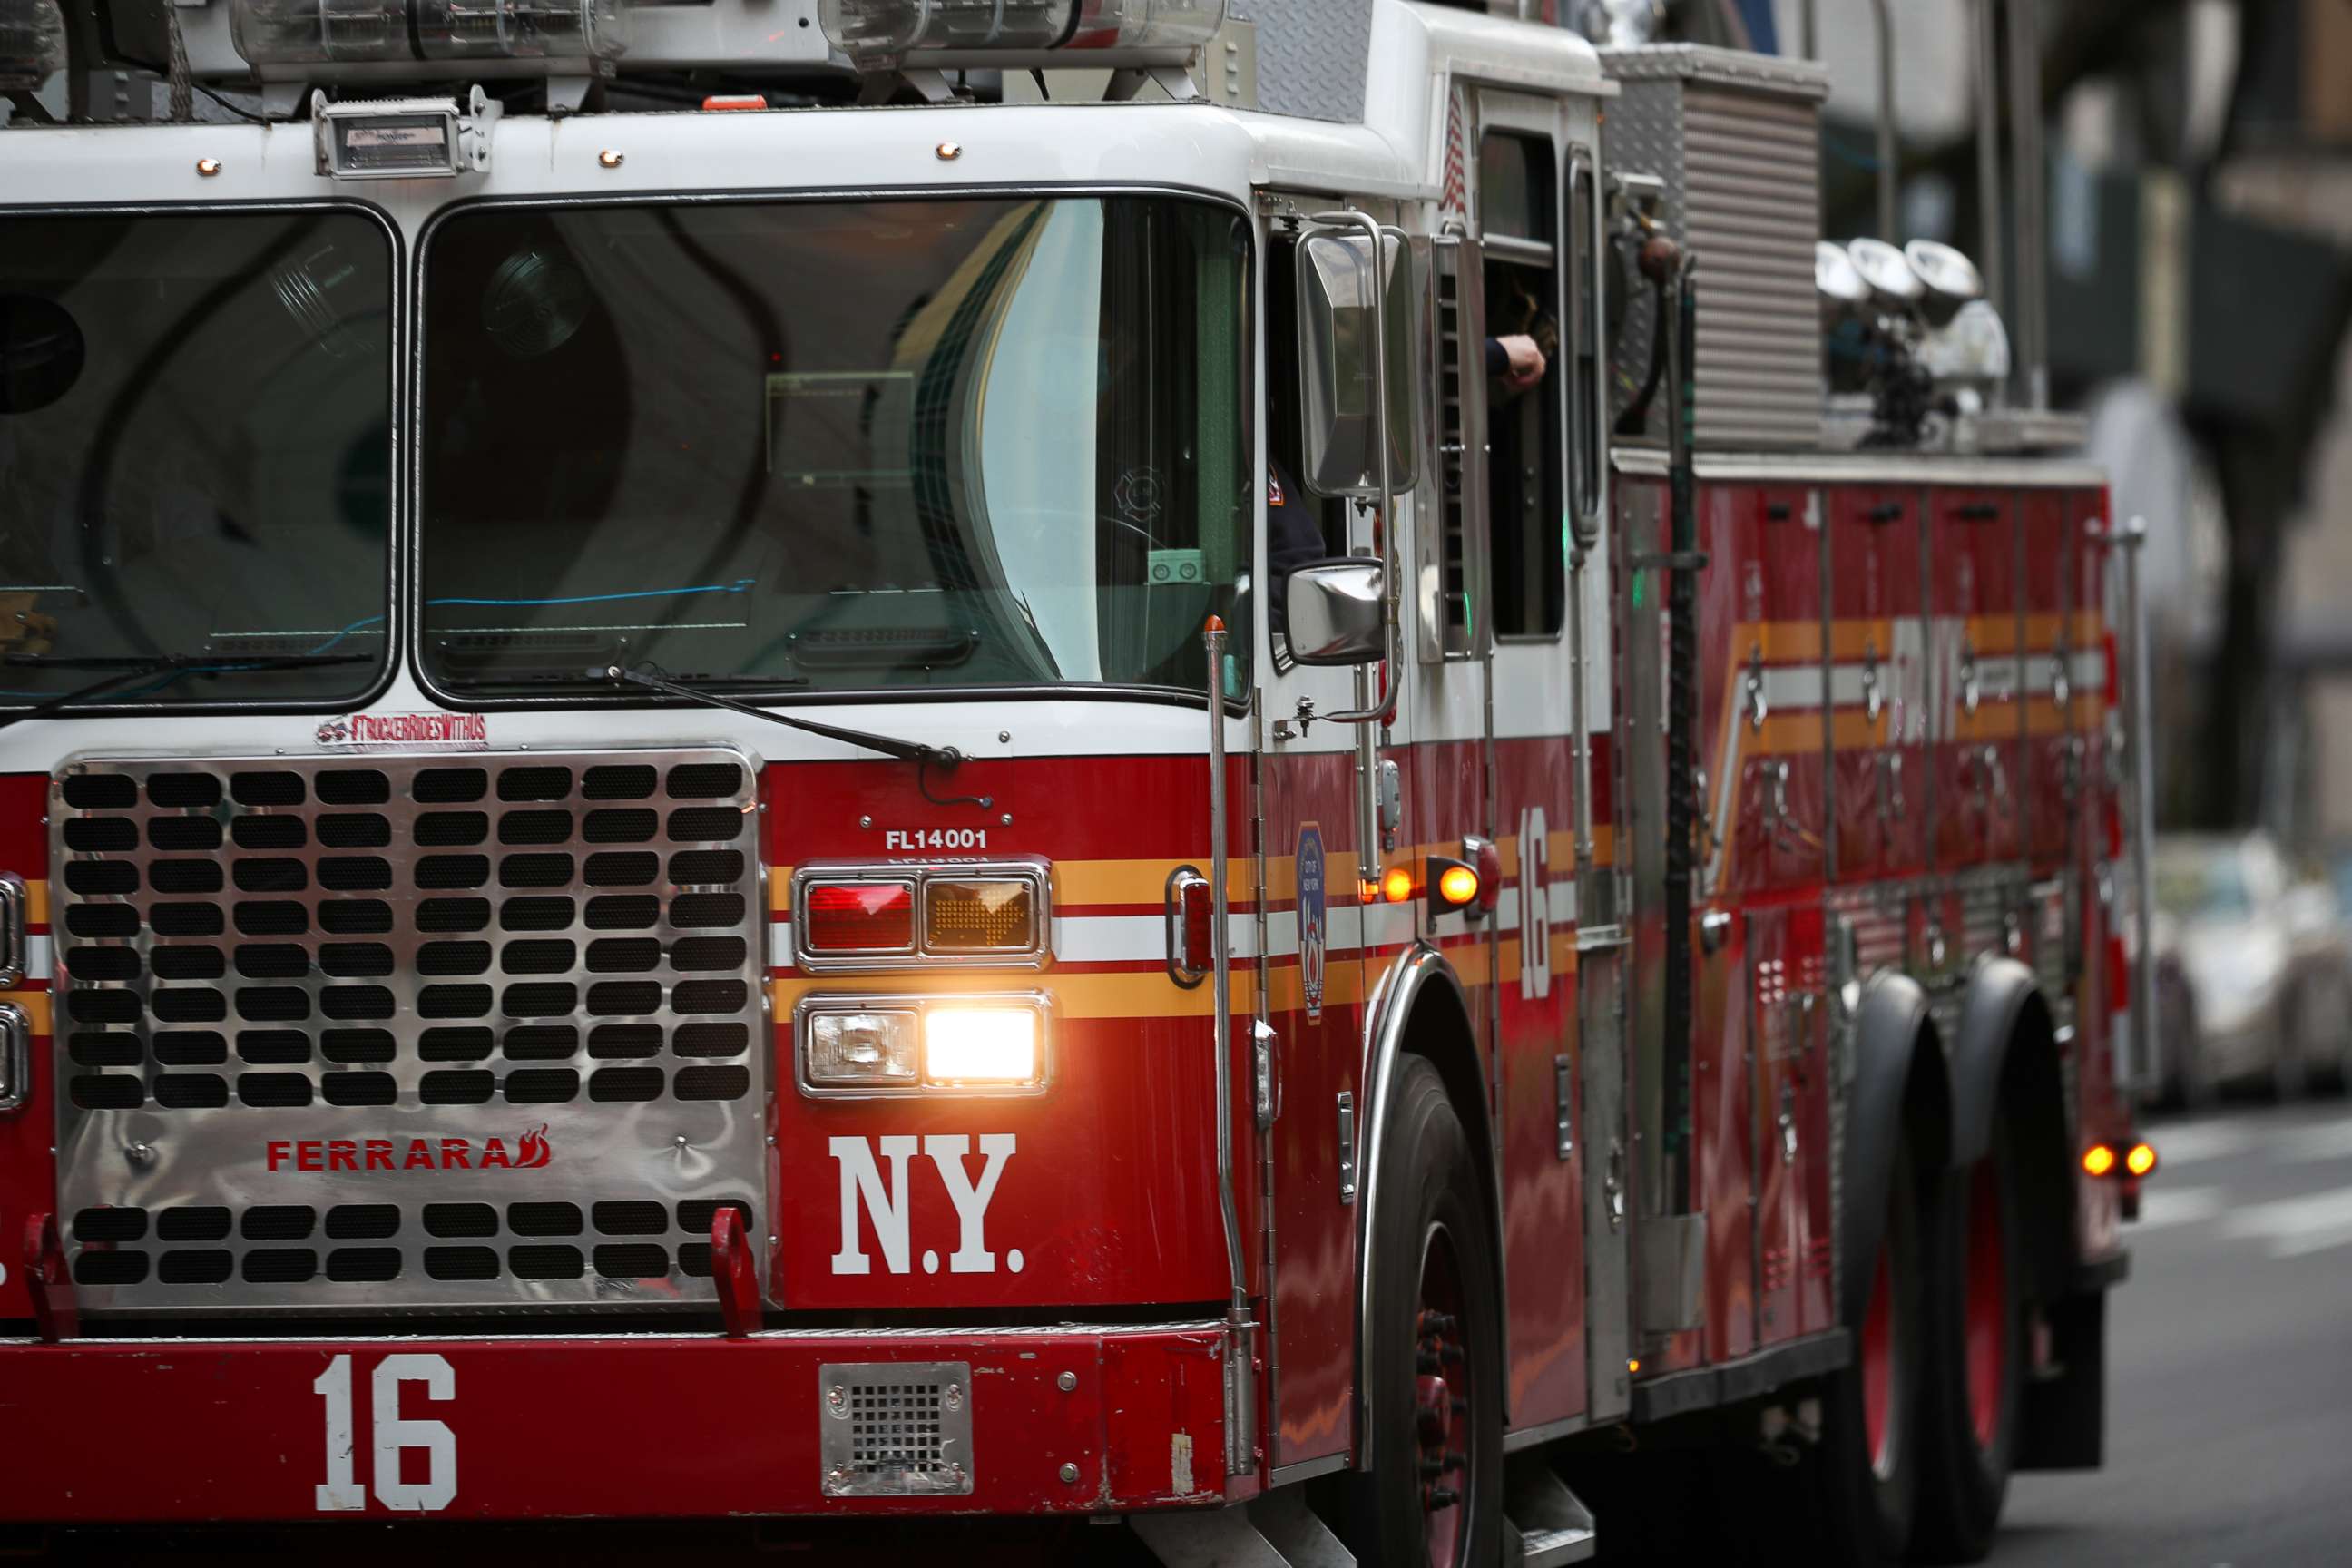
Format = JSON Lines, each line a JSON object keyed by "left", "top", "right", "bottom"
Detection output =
{"left": 1869, "top": 0, "right": 1897, "bottom": 243}
{"left": 1203, "top": 614, "right": 1253, "bottom": 1476}
{"left": 2120, "top": 517, "right": 2156, "bottom": 1093}
{"left": 1975, "top": 0, "right": 2008, "bottom": 333}
{"left": 1662, "top": 257, "right": 1699, "bottom": 1214}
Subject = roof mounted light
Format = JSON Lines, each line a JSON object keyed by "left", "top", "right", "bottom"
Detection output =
{"left": 0, "top": 0, "right": 65, "bottom": 92}
{"left": 819, "top": 0, "right": 1226, "bottom": 64}
{"left": 1845, "top": 238, "right": 1921, "bottom": 309}
{"left": 232, "top": 0, "right": 631, "bottom": 68}
{"left": 1903, "top": 240, "right": 1985, "bottom": 327}
{"left": 310, "top": 87, "right": 496, "bottom": 179}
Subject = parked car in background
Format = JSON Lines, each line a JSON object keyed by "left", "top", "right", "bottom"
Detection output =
{"left": 2150, "top": 834, "right": 2352, "bottom": 1104}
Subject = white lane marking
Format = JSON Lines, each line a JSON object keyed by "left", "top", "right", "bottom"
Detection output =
{"left": 2133, "top": 1186, "right": 2223, "bottom": 1230}
{"left": 2140, "top": 1122, "right": 2255, "bottom": 1168}
{"left": 2222, "top": 1184, "right": 2352, "bottom": 1259}
{"left": 2274, "top": 1118, "right": 2352, "bottom": 1164}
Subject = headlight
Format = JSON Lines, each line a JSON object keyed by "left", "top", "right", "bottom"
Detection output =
{"left": 798, "top": 995, "right": 1048, "bottom": 1096}
{"left": 924, "top": 1007, "right": 1039, "bottom": 1085}
{"left": 805, "top": 1009, "right": 919, "bottom": 1088}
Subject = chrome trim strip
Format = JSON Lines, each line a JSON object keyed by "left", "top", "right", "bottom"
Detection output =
{"left": 1503, "top": 1412, "right": 1591, "bottom": 1454}
{"left": 791, "top": 990, "right": 1053, "bottom": 1099}
{"left": 1267, "top": 1451, "right": 1352, "bottom": 1487}
{"left": 789, "top": 860, "right": 1051, "bottom": 974}
{"left": 2, "top": 1318, "right": 1231, "bottom": 1348}
{"left": 0, "top": 872, "right": 24, "bottom": 989}
{"left": 0, "top": 1003, "right": 27, "bottom": 1114}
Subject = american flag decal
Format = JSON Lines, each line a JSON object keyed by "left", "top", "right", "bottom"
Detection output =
{"left": 1440, "top": 85, "right": 1470, "bottom": 222}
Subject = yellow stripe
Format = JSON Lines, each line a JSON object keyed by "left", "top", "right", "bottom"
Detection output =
{"left": 24, "top": 879, "right": 46, "bottom": 927}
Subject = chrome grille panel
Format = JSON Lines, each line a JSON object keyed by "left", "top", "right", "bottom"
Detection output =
{"left": 51, "top": 750, "right": 767, "bottom": 1314}
{"left": 819, "top": 1361, "right": 974, "bottom": 1496}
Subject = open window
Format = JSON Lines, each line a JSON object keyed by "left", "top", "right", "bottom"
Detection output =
{"left": 1479, "top": 131, "right": 1565, "bottom": 640}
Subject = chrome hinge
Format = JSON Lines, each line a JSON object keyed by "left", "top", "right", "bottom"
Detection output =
{"left": 1336, "top": 1091, "right": 1357, "bottom": 1205}
{"left": 1554, "top": 1054, "right": 1573, "bottom": 1161}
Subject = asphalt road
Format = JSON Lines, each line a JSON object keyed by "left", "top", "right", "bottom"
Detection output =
{"left": 1997, "top": 1096, "right": 2352, "bottom": 1568}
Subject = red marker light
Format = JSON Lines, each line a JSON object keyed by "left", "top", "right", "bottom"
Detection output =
{"left": 802, "top": 881, "right": 915, "bottom": 953}
{"left": 701, "top": 94, "right": 767, "bottom": 111}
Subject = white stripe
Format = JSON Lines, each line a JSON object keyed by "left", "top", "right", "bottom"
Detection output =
{"left": 2222, "top": 1185, "right": 2352, "bottom": 1259}
{"left": 24, "top": 934, "right": 50, "bottom": 983}
{"left": 2138, "top": 1122, "right": 2250, "bottom": 1169}
{"left": 2133, "top": 1186, "right": 2222, "bottom": 1230}
{"left": 769, "top": 920, "right": 792, "bottom": 970}
{"left": 2277, "top": 1119, "right": 2352, "bottom": 1165}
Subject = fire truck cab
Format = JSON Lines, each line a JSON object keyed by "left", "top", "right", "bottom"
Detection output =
{"left": 0, "top": 0, "right": 2149, "bottom": 1562}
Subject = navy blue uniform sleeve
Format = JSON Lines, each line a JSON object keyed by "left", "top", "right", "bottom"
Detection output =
{"left": 1265, "top": 462, "right": 1325, "bottom": 638}
{"left": 1485, "top": 336, "right": 1508, "bottom": 378}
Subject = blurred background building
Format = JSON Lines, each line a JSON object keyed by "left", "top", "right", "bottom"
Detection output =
{"left": 1446, "top": 0, "right": 2352, "bottom": 854}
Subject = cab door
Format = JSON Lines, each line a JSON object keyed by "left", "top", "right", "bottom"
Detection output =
{"left": 1259, "top": 212, "right": 1377, "bottom": 1471}
{"left": 1456, "top": 93, "right": 1591, "bottom": 1434}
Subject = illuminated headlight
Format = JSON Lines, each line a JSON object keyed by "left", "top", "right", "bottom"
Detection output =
{"left": 805, "top": 1009, "right": 918, "bottom": 1087}
{"left": 924, "top": 1007, "right": 1039, "bottom": 1086}
{"left": 0, "top": 0, "right": 65, "bottom": 92}
{"left": 798, "top": 995, "right": 1048, "bottom": 1095}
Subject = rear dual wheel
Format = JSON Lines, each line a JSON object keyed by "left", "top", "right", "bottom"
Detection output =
{"left": 1805, "top": 1132, "right": 1926, "bottom": 1565}
{"left": 1913, "top": 1119, "right": 2025, "bottom": 1563}
{"left": 1345, "top": 1055, "right": 1503, "bottom": 1568}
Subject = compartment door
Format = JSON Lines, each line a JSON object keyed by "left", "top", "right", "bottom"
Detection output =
{"left": 1748, "top": 906, "right": 1828, "bottom": 1344}
{"left": 1701, "top": 483, "right": 1825, "bottom": 897}
{"left": 1828, "top": 485, "right": 1926, "bottom": 879}
{"left": 2021, "top": 488, "right": 2076, "bottom": 867}
{"left": 1929, "top": 490, "right": 2022, "bottom": 867}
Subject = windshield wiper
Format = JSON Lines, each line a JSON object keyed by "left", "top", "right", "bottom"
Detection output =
{"left": 593, "top": 662, "right": 993, "bottom": 808}
{"left": 0, "top": 652, "right": 373, "bottom": 733}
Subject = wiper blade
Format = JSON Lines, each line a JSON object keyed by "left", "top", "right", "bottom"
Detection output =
{"left": 0, "top": 652, "right": 372, "bottom": 733}
{"left": 593, "top": 662, "right": 992, "bottom": 807}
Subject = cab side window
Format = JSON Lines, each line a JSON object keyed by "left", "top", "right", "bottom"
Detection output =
{"left": 1479, "top": 132, "right": 1564, "bottom": 639}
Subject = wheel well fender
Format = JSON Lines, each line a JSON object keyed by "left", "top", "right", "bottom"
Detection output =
{"left": 1950, "top": 956, "right": 2073, "bottom": 1298}
{"left": 1354, "top": 942, "right": 1504, "bottom": 1462}
{"left": 1839, "top": 969, "right": 1949, "bottom": 1329}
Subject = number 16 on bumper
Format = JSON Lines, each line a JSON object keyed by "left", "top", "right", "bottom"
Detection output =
{"left": 314, "top": 1353, "right": 458, "bottom": 1513}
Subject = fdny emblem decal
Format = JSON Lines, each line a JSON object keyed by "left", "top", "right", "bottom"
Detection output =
{"left": 268, "top": 1125, "right": 553, "bottom": 1172}
{"left": 1297, "top": 821, "right": 1328, "bottom": 1023}
{"left": 830, "top": 1133, "right": 1021, "bottom": 1276}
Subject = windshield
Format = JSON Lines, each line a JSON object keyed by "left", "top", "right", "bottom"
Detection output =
{"left": 418, "top": 196, "right": 1252, "bottom": 698}
{"left": 0, "top": 211, "right": 393, "bottom": 707}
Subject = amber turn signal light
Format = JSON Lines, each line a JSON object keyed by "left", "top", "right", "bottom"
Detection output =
{"left": 2125, "top": 1142, "right": 2157, "bottom": 1178}
{"left": 2082, "top": 1143, "right": 2116, "bottom": 1178}
{"left": 1380, "top": 867, "right": 1415, "bottom": 904}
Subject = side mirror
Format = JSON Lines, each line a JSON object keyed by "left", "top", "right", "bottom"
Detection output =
{"left": 1285, "top": 558, "right": 1387, "bottom": 666}
{"left": 1296, "top": 228, "right": 1423, "bottom": 499}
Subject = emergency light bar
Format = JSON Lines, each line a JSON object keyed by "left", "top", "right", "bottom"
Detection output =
{"left": 231, "top": 0, "right": 632, "bottom": 68}
{"left": 818, "top": 0, "right": 1225, "bottom": 64}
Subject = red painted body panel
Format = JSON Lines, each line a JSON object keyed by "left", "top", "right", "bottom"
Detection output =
{"left": 1828, "top": 485, "right": 1927, "bottom": 879}
{"left": 1929, "top": 488, "right": 2024, "bottom": 867}
{"left": 0, "top": 1326, "right": 1231, "bottom": 1522}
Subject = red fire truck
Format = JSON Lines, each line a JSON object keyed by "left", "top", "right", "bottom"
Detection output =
{"left": 0, "top": 0, "right": 2153, "bottom": 1561}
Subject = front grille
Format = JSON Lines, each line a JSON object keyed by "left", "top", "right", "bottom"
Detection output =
{"left": 819, "top": 1362, "right": 975, "bottom": 1497}
{"left": 50, "top": 750, "right": 768, "bottom": 1315}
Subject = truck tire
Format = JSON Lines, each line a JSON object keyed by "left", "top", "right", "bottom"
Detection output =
{"left": 1913, "top": 1118, "right": 2025, "bottom": 1563}
{"left": 1343, "top": 1054, "right": 1503, "bottom": 1568}
{"left": 1812, "top": 1130, "right": 1925, "bottom": 1564}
